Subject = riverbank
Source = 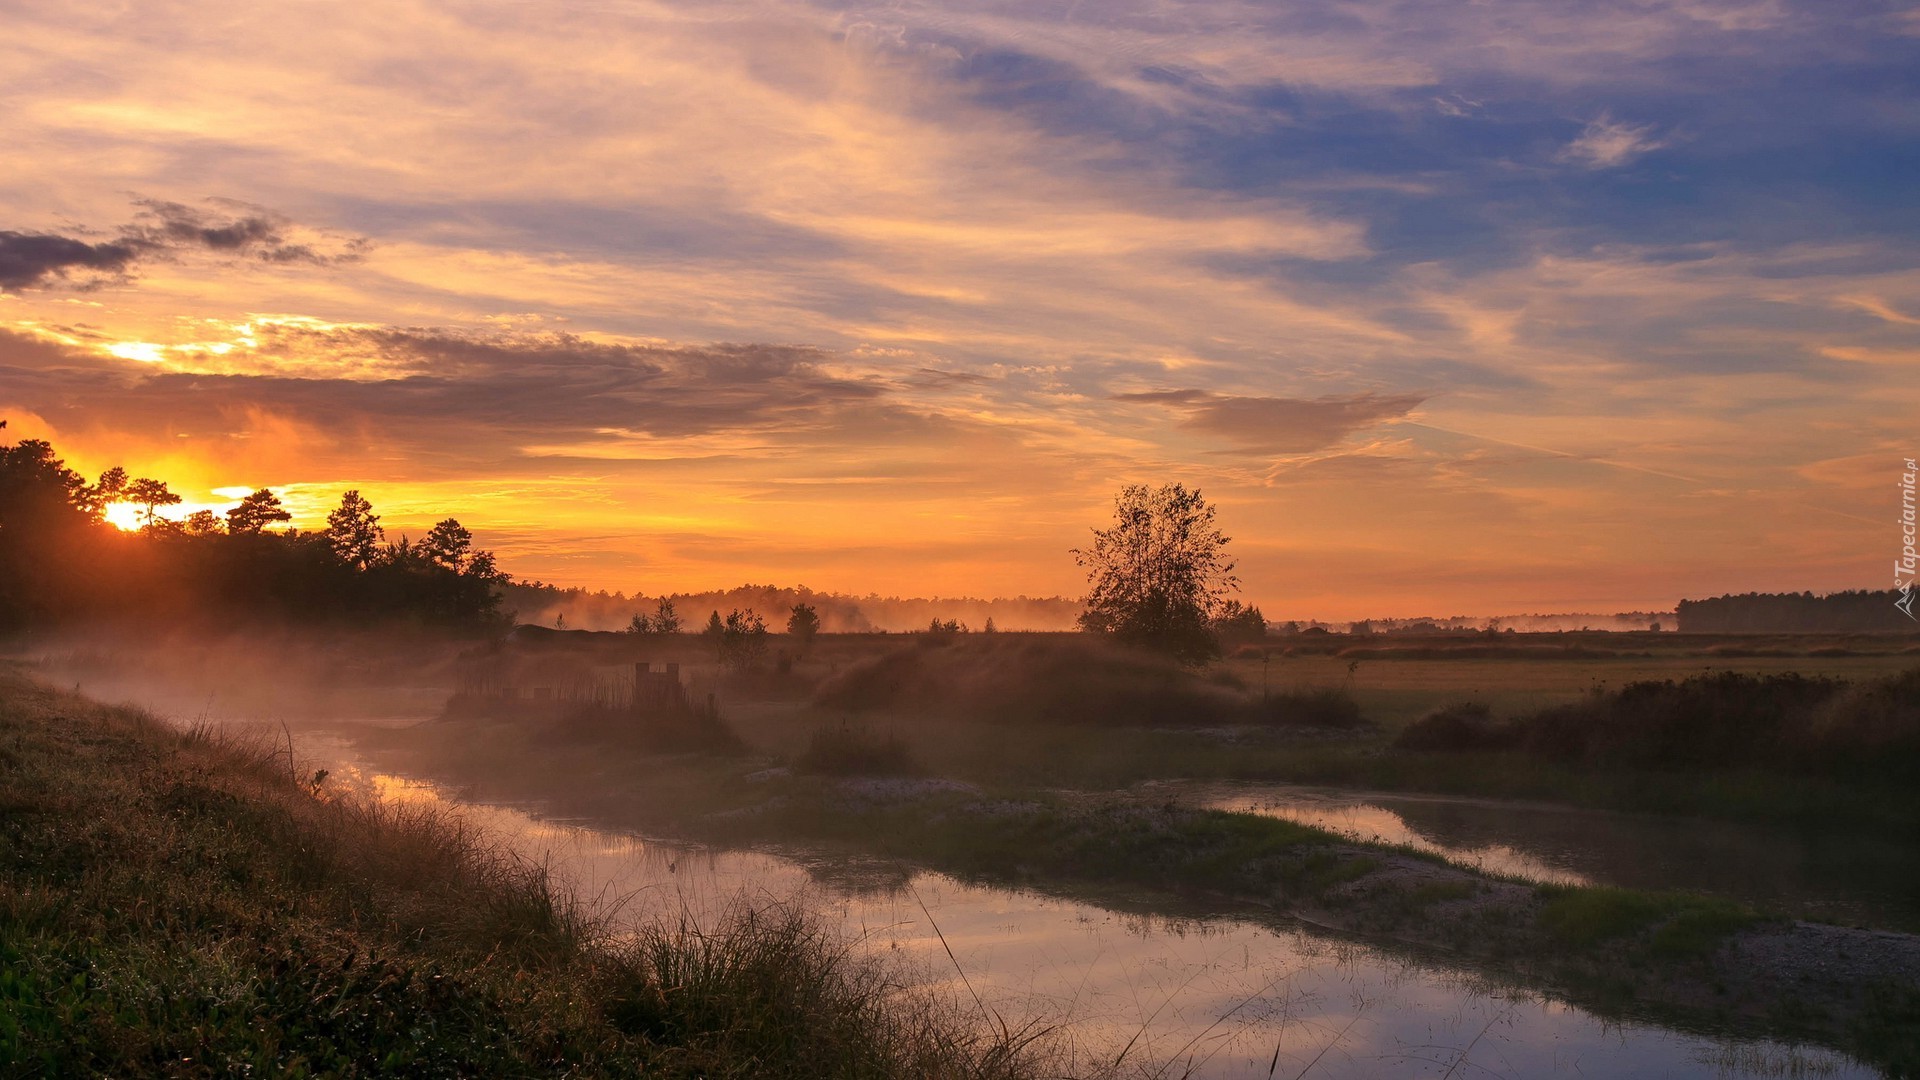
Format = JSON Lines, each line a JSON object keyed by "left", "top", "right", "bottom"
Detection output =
{"left": 0, "top": 668, "right": 1049, "bottom": 1077}
{"left": 365, "top": 708, "right": 1920, "bottom": 1076}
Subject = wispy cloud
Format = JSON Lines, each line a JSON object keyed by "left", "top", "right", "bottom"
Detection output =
{"left": 1558, "top": 114, "right": 1670, "bottom": 169}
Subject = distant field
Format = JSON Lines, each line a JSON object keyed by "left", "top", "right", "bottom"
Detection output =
{"left": 1222, "top": 643, "right": 1920, "bottom": 728}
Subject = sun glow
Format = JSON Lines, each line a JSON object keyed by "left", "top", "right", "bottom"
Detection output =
{"left": 106, "top": 341, "right": 168, "bottom": 363}
{"left": 102, "top": 502, "right": 147, "bottom": 531}
{"left": 102, "top": 498, "right": 245, "bottom": 532}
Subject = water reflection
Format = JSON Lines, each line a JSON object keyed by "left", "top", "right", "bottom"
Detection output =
{"left": 1184, "top": 781, "right": 1920, "bottom": 932}
{"left": 331, "top": 767, "right": 1872, "bottom": 1079}
{"left": 73, "top": 678, "right": 1885, "bottom": 1080}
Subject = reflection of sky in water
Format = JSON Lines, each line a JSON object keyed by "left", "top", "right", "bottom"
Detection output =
{"left": 1183, "top": 780, "right": 1920, "bottom": 934}
{"left": 1191, "top": 786, "right": 1590, "bottom": 887}
{"left": 329, "top": 765, "right": 1871, "bottom": 1079}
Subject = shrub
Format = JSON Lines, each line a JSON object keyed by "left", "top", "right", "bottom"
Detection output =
{"left": 1395, "top": 669, "right": 1920, "bottom": 781}
{"left": 1251, "top": 687, "right": 1366, "bottom": 729}
{"left": 1392, "top": 702, "right": 1511, "bottom": 752}
{"left": 795, "top": 723, "right": 921, "bottom": 777}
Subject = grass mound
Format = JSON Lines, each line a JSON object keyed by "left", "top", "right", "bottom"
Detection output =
{"left": 0, "top": 666, "right": 1046, "bottom": 1078}
{"left": 811, "top": 636, "right": 1361, "bottom": 728}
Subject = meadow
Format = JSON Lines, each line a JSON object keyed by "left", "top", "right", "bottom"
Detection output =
{"left": 21, "top": 626, "right": 1920, "bottom": 1075}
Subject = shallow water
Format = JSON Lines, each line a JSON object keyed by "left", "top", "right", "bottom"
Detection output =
{"left": 1177, "top": 780, "right": 1920, "bottom": 932}
{"left": 317, "top": 757, "right": 1876, "bottom": 1079}
{"left": 58, "top": 675, "right": 1889, "bottom": 1078}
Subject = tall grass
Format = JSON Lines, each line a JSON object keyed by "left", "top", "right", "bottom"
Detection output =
{"left": 0, "top": 666, "right": 1053, "bottom": 1078}
{"left": 622, "top": 899, "right": 1046, "bottom": 1078}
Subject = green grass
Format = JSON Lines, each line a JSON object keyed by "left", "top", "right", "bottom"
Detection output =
{"left": 0, "top": 667, "right": 1051, "bottom": 1079}
{"left": 1537, "top": 886, "right": 1761, "bottom": 957}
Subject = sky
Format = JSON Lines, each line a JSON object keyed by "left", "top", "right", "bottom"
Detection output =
{"left": 2, "top": 0, "right": 1916, "bottom": 620}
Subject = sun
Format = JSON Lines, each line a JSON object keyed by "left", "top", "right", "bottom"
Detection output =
{"left": 102, "top": 502, "right": 146, "bottom": 532}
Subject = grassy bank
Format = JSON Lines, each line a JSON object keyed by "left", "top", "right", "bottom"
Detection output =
{"left": 0, "top": 667, "right": 1048, "bottom": 1078}
{"left": 362, "top": 708, "right": 1920, "bottom": 1076}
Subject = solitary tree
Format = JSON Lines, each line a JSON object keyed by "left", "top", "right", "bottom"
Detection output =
{"left": 1073, "top": 483, "right": 1239, "bottom": 665}
{"left": 124, "top": 477, "right": 181, "bottom": 529}
{"left": 325, "top": 490, "right": 385, "bottom": 570}
{"left": 226, "top": 488, "right": 291, "bottom": 534}
{"left": 787, "top": 602, "right": 820, "bottom": 650}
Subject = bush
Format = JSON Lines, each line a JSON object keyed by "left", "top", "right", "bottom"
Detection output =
{"left": 1393, "top": 669, "right": 1920, "bottom": 781}
{"left": 795, "top": 723, "right": 921, "bottom": 777}
{"left": 1251, "top": 687, "right": 1366, "bottom": 729}
{"left": 1392, "top": 702, "right": 1511, "bottom": 752}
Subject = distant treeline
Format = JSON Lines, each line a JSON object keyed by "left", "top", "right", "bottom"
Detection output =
{"left": 1344, "top": 612, "right": 1673, "bottom": 634}
{"left": 0, "top": 429, "right": 507, "bottom": 634}
{"left": 1675, "top": 591, "right": 1918, "bottom": 633}
{"left": 504, "top": 581, "right": 1086, "bottom": 634}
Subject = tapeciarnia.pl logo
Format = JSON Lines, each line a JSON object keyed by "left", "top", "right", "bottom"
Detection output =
{"left": 1899, "top": 457, "right": 1917, "bottom": 621}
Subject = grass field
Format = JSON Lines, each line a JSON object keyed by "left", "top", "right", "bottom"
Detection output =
{"left": 1217, "top": 645, "right": 1920, "bottom": 728}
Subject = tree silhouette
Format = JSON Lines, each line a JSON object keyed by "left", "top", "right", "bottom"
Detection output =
{"left": 226, "top": 488, "right": 291, "bottom": 534}
{"left": 719, "top": 608, "right": 770, "bottom": 670}
{"left": 0, "top": 436, "right": 103, "bottom": 628}
{"left": 787, "top": 602, "right": 820, "bottom": 649}
{"left": 124, "top": 477, "right": 181, "bottom": 529}
{"left": 1210, "top": 599, "right": 1269, "bottom": 646}
{"left": 181, "top": 509, "right": 222, "bottom": 536}
{"left": 1073, "top": 483, "right": 1238, "bottom": 665}
{"left": 420, "top": 518, "right": 474, "bottom": 571}
{"left": 1, "top": 427, "right": 512, "bottom": 634}
{"left": 84, "top": 466, "right": 128, "bottom": 518}
{"left": 651, "top": 597, "right": 682, "bottom": 633}
{"left": 325, "top": 490, "right": 384, "bottom": 570}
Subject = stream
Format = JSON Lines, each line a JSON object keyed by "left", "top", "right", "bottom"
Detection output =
{"left": 62, "top": 672, "right": 1892, "bottom": 1079}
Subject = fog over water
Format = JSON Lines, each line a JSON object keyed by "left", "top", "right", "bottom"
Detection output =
{"left": 53, "top": 657, "right": 1881, "bottom": 1080}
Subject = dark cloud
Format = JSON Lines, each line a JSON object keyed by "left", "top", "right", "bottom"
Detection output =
{"left": 1117, "top": 387, "right": 1423, "bottom": 454}
{"left": 0, "top": 200, "right": 362, "bottom": 291}
{"left": 0, "top": 232, "right": 146, "bottom": 290}
{"left": 0, "top": 326, "right": 899, "bottom": 475}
